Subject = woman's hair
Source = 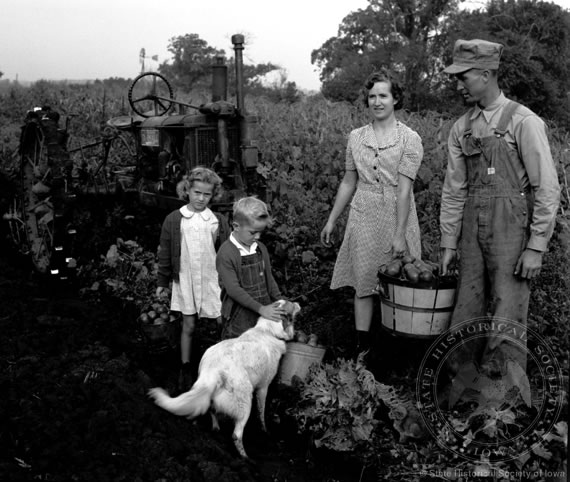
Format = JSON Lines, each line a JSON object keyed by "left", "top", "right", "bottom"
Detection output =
{"left": 361, "top": 68, "right": 404, "bottom": 110}
{"left": 176, "top": 166, "right": 223, "bottom": 200}
{"left": 233, "top": 196, "right": 273, "bottom": 226}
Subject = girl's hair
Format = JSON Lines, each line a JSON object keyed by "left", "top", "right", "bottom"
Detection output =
{"left": 233, "top": 196, "right": 273, "bottom": 226}
{"left": 361, "top": 68, "right": 404, "bottom": 110}
{"left": 176, "top": 166, "right": 223, "bottom": 200}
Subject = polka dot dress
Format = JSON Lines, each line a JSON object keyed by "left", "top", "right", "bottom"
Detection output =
{"left": 330, "top": 122, "right": 423, "bottom": 297}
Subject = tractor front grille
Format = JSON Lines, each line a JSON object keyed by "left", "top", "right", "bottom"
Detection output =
{"left": 192, "top": 126, "right": 240, "bottom": 166}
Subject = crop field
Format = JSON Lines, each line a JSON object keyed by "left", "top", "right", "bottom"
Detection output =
{"left": 0, "top": 81, "right": 568, "bottom": 481}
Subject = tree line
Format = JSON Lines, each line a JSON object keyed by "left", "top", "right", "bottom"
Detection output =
{"left": 154, "top": 1, "right": 570, "bottom": 125}
{"left": 312, "top": 0, "right": 570, "bottom": 124}
{"left": 7, "top": 1, "right": 562, "bottom": 121}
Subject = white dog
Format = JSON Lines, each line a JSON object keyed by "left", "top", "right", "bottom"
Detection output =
{"left": 148, "top": 300, "right": 300, "bottom": 458}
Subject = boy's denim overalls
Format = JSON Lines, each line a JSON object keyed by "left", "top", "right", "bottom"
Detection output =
{"left": 221, "top": 251, "right": 272, "bottom": 339}
{"left": 449, "top": 101, "right": 533, "bottom": 375}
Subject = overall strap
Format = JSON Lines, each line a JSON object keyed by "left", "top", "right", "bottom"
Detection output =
{"left": 494, "top": 100, "right": 520, "bottom": 137}
{"left": 494, "top": 100, "right": 526, "bottom": 193}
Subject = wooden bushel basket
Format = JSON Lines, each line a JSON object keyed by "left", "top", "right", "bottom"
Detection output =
{"left": 139, "top": 319, "right": 180, "bottom": 354}
{"left": 377, "top": 269, "right": 457, "bottom": 338}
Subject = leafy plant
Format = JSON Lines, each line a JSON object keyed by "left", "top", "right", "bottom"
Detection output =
{"left": 289, "top": 354, "right": 425, "bottom": 468}
{"left": 78, "top": 238, "right": 158, "bottom": 308}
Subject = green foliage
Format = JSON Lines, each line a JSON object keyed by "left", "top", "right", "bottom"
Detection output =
{"left": 437, "top": 0, "right": 570, "bottom": 124}
{"left": 289, "top": 356, "right": 389, "bottom": 461}
{"left": 157, "top": 32, "right": 286, "bottom": 98}
{"left": 252, "top": 96, "right": 455, "bottom": 277}
{"left": 246, "top": 76, "right": 301, "bottom": 104}
{"left": 312, "top": 0, "right": 460, "bottom": 109}
{"left": 78, "top": 238, "right": 158, "bottom": 308}
{"left": 158, "top": 33, "right": 225, "bottom": 91}
{"left": 289, "top": 353, "right": 426, "bottom": 469}
{"left": 313, "top": 0, "right": 570, "bottom": 123}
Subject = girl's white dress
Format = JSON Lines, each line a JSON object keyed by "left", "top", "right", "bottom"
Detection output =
{"left": 170, "top": 205, "right": 221, "bottom": 318}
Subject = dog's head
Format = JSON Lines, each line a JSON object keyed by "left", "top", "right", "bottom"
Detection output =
{"left": 276, "top": 299, "right": 301, "bottom": 322}
{"left": 270, "top": 299, "right": 300, "bottom": 341}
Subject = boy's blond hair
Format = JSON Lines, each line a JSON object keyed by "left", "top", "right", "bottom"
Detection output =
{"left": 176, "top": 166, "right": 223, "bottom": 200}
{"left": 233, "top": 196, "right": 272, "bottom": 226}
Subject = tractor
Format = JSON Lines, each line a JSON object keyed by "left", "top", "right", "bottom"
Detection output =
{"left": 3, "top": 34, "right": 265, "bottom": 279}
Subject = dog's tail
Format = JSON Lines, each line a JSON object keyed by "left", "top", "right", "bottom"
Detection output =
{"left": 148, "top": 375, "right": 218, "bottom": 419}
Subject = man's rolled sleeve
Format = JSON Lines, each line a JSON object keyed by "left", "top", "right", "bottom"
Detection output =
{"left": 440, "top": 125, "right": 469, "bottom": 249}
{"left": 516, "top": 116, "right": 561, "bottom": 251}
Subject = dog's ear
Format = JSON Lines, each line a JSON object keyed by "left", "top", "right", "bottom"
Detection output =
{"left": 291, "top": 302, "right": 301, "bottom": 320}
{"left": 278, "top": 300, "right": 301, "bottom": 320}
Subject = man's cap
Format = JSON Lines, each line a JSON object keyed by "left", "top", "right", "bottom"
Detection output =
{"left": 444, "top": 39, "right": 503, "bottom": 74}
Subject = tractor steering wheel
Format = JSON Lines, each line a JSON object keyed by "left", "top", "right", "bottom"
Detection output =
{"left": 128, "top": 72, "right": 174, "bottom": 118}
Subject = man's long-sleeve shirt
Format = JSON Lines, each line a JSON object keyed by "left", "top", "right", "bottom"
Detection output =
{"left": 440, "top": 92, "right": 560, "bottom": 251}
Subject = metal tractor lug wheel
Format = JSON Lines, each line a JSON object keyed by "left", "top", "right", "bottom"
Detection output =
{"left": 10, "top": 111, "right": 77, "bottom": 278}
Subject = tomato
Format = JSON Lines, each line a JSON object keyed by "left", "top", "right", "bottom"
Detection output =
{"left": 296, "top": 330, "right": 308, "bottom": 343}
{"left": 404, "top": 263, "right": 420, "bottom": 284}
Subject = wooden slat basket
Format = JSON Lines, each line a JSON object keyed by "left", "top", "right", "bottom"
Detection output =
{"left": 377, "top": 269, "right": 457, "bottom": 338}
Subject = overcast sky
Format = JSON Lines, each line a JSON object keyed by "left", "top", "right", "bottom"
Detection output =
{"left": 1, "top": 0, "right": 569, "bottom": 91}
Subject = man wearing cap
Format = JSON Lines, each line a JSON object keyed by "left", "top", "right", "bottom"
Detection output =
{"left": 439, "top": 39, "right": 560, "bottom": 377}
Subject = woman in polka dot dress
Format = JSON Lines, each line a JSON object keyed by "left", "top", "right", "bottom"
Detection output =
{"left": 320, "top": 69, "right": 424, "bottom": 355}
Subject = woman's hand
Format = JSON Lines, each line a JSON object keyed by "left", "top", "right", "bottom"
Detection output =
{"left": 320, "top": 171, "right": 358, "bottom": 248}
{"left": 320, "top": 222, "right": 335, "bottom": 247}
{"left": 391, "top": 232, "right": 407, "bottom": 258}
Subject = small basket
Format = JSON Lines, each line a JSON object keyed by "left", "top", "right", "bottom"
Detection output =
{"left": 278, "top": 342, "right": 326, "bottom": 385}
{"left": 377, "top": 269, "right": 457, "bottom": 339}
{"left": 138, "top": 316, "right": 180, "bottom": 354}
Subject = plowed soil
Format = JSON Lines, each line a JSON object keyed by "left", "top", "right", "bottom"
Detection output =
{"left": 0, "top": 236, "right": 373, "bottom": 482}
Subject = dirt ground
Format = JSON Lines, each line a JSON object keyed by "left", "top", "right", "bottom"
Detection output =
{"left": 0, "top": 237, "right": 390, "bottom": 482}
{"left": 3, "top": 193, "right": 565, "bottom": 481}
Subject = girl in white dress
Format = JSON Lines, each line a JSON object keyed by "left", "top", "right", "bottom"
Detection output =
{"left": 156, "top": 167, "right": 230, "bottom": 390}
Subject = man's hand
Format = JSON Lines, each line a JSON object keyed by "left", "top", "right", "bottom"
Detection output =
{"left": 515, "top": 248, "right": 543, "bottom": 279}
{"left": 259, "top": 302, "right": 286, "bottom": 321}
{"left": 440, "top": 248, "right": 457, "bottom": 276}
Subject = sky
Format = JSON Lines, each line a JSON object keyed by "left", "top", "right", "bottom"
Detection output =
{"left": 1, "top": 0, "right": 569, "bottom": 92}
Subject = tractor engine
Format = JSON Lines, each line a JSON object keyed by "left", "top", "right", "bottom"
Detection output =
{"left": 111, "top": 33, "right": 264, "bottom": 213}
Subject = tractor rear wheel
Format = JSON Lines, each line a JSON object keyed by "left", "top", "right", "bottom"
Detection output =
{"left": 5, "top": 109, "right": 76, "bottom": 278}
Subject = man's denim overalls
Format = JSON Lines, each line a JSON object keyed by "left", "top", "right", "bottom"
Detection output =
{"left": 449, "top": 101, "right": 533, "bottom": 375}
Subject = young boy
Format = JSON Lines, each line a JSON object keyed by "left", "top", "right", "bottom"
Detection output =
{"left": 216, "top": 196, "right": 286, "bottom": 339}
